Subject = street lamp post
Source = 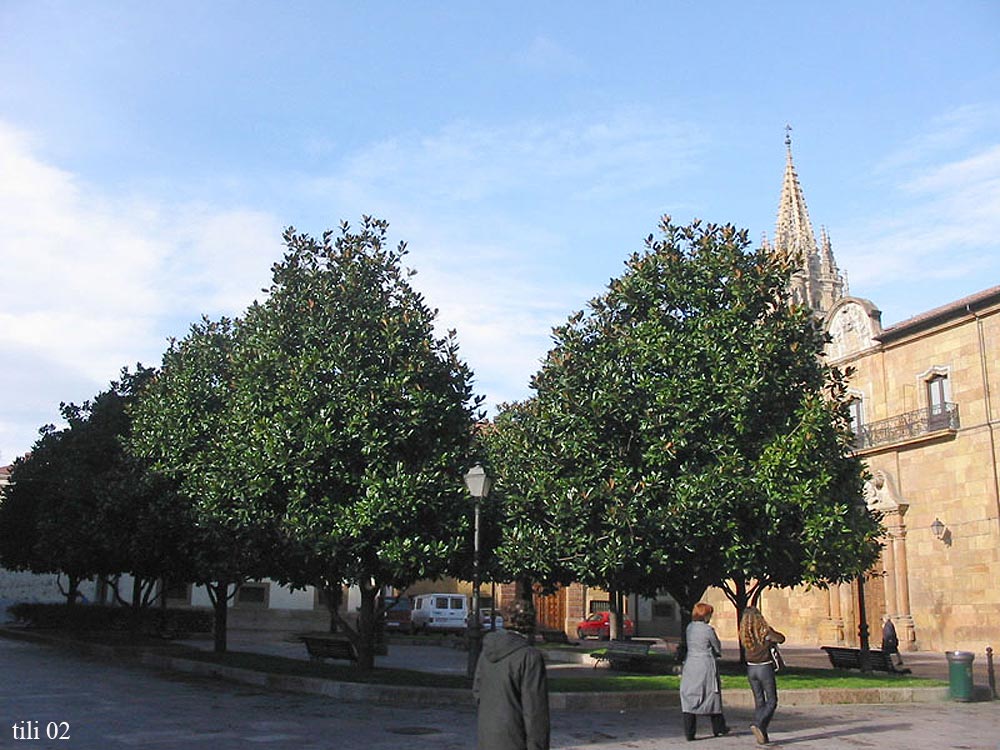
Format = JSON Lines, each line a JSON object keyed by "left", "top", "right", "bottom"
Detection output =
{"left": 857, "top": 571, "right": 871, "bottom": 673}
{"left": 464, "top": 465, "right": 491, "bottom": 679}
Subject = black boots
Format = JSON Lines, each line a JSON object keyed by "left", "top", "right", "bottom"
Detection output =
{"left": 683, "top": 712, "right": 730, "bottom": 741}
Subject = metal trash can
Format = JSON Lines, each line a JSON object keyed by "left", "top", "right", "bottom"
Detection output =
{"left": 945, "top": 651, "right": 975, "bottom": 701}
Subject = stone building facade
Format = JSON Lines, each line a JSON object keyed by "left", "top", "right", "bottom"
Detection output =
{"left": 704, "top": 139, "right": 1000, "bottom": 654}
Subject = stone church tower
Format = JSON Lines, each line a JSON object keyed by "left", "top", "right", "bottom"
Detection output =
{"left": 762, "top": 130, "right": 846, "bottom": 317}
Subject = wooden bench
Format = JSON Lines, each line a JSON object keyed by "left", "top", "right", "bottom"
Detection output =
{"left": 540, "top": 629, "right": 571, "bottom": 644}
{"left": 821, "top": 646, "right": 911, "bottom": 674}
{"left": 301, "top": 636, "right": 358, "bottom": 663}
{"left": 591, "top": 640, "right": 652, "bottom": 670}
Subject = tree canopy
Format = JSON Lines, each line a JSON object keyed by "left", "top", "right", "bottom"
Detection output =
{"left": 486, "top": 217, "right": 881, "bottom": 628}
{"left": 0, "top": 367, "right": 189, "bottom": 609}
{"left": 125, "top": 218, "right": 484, "bottom": 660}
{"left": 228, "top": 217, "right": 482, "bottom": 667}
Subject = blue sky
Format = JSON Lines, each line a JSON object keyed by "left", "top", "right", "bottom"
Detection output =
{"left": 2, "top": 2, "right": 999, "bottom": 463}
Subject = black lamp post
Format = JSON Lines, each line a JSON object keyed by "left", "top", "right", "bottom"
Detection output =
{"left": 465, "top": 465, "right": 491, "bottom": 679}
{"left": 857, "top": 571, "right": 871, "bottom": 673}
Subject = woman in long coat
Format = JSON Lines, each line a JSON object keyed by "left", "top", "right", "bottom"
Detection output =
{"left": 679, "top": 602, "right": 729, "bottom": 741}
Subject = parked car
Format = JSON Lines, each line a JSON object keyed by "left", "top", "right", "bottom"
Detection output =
{"left": 479, "top": 609, "right": 504, "bottom": 630}
{"left": 383, "top": 595, "right": 413, "bottom": 634}
{"left": 576, "top": 611, "right": 635, "bottom": 639}
{"left": 411, "top": 593, "right": 468, "bottom": 632}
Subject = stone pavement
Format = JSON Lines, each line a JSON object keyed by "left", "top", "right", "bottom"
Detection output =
{"left": 3, "top": 636, "right": 999, "bottom": 750}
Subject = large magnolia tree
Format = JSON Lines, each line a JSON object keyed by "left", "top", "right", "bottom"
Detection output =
{"left": 487, "top": 217, "right": 881, "bottom": 636}
{"left": 230, "top": 217, "right": 482, "bottom": 669}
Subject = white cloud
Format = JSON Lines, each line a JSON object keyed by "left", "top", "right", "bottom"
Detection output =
{"left": 0, "top": 121, "right": 281, "bottom": 460}
{"left": 873, "top": 104, "right": 1000, "bottom": 175}
{"left": 837, "top": 110, "right": 1000, "bottom": 303}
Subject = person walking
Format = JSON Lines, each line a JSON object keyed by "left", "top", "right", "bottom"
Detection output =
{"left": 881, "top": 615, "right": 903, "bottom": 666}
{"left": 473, "top": 600, "right": 550, "bottom": 750}
{"left": 739, "top": 606, "right": 785, "bottom": 746}
{"left": 679, "top": 602, "right": 730, "bottom": 741}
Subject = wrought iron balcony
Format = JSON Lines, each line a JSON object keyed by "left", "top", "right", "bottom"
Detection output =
{"left": 854, "top": 403, "right": 959, "bottom": 450}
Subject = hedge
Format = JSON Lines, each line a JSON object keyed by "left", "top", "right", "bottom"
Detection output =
{"left": 6, "top": 603, "right": 213, "bottom": 636}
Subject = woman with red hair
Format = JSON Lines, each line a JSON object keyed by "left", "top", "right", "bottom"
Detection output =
{"left": 679, "top": 602, "right": 729, "bottom": 741}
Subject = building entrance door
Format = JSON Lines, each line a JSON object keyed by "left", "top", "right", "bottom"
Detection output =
{"left": 533, "top": 586, "right": 566, "bottom": 631}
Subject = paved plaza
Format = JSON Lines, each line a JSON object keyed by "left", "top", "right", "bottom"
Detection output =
{"left": 3, "top": 636, "right": 998, "bottom": 750}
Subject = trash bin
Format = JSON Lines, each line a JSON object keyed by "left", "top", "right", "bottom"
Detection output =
{"left": 945, "top": 650, "right": 975, "bottom": 701}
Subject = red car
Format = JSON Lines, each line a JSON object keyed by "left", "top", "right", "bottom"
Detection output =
{"left": 576, "top": 611, "right": 635, "bottom": 639}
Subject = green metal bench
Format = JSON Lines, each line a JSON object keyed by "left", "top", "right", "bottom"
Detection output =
{"left": 821, "top": 646, "right": 911, "bottom": 674}
{"left": 591, "top": 640, "right": 651, "bottom": 670}
{"left": 301, "top": 635, "right": 358, "bottom": 663}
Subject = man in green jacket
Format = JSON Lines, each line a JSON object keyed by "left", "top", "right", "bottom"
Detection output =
{"left": 473, "top": 601, "right": 550, "bottom": 750}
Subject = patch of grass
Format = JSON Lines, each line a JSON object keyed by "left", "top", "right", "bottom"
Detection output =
{"left": 769, "top": 666, "right": 946, "bottom": 690}
{"left": 549, "top": 667, "right": 945, "bottom": 693}
{"left": 551, "top": 674, "right": 682, "bottom": 692}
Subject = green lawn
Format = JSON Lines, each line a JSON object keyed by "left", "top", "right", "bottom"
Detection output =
{"left": 180, "top": 649, "right": 944, "bottom": 692}
{"left": 550, "top": 667, "right": 945, "bottom": 693}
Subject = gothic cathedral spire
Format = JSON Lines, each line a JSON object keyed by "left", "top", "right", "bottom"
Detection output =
{"left": 765, "top": 127, "right": 845, "bottom": 316}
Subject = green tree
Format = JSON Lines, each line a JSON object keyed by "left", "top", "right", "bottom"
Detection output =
{"left": 230, "top": 217, "right": 482, "bottom": 669}
{"left": 129, "top": 318, "right": 279, "bottom": 652}
{"left": 492, "top": 217, "right": 880, "bottom": 638}
{"left": 480, "top": 399, "right": 571, "bottom": 591}
{"left": 0, "top": 426, "right": 77, "bottom": 599}
{"left": 0, "top": 368, "right": 187, "bottom": 611}
{"left": 89, "top": 367, "right": 196, "bottom": 617}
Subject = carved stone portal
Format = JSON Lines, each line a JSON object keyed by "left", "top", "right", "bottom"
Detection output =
{"left": 864, "top": 470, "right": 917, "bottom": 650}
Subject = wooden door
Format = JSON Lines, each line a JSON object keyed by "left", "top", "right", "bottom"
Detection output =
{"left": 533, "top": 586, "right": 567, "bottom": 631}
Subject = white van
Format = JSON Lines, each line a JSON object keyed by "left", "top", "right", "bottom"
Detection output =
{"left": 411, "top": 593, "right": 468, "bottom": 632}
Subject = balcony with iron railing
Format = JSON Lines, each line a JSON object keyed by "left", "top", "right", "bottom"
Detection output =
{"left": 854, "top": 403, "right": 960, "bottom": 451}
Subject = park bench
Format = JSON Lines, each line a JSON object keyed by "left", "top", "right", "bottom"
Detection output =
{"left": 590, "top": 640, "right": 652, "bottom": 670}
{"left": 821, "top": 646, "right": 911, "bottom": 674}
{"left": 301, "top": 635, "right": 358, "bottom": 664}
{"left": 540, "top": 629, "right": 571, "bottom": 645}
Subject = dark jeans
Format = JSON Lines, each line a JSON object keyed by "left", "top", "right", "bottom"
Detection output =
{"left": 746, "top": 663, "right": 779, "bottom": 732}
{"left": 682, "top": 712, "right": 727, "bottom": 740}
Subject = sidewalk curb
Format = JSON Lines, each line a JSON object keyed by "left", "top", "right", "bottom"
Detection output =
{"left": 1, "top": 627, "right": 951, "bottom": 709}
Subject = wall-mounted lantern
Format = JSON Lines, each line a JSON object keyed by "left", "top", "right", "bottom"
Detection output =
{"left": 930, "top": 517, "right": 946, "bottom": 540}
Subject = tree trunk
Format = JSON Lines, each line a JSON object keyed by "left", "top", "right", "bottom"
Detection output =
{"left": 514, "top": 576, "right": 536, "bottom": 636}
{"left": 130, "top": 576, "right": 144, "bottom": 633}
{"left": 354, "top": 582, "right": 379, "bottom": 671}
{"left": 669, "top": 579, "right": 708, "bottom": 663}
{"left": 609, "top": 588, "right": 622, "bottom": 641}
{"left": 60, "top": 574, "right": 82, "bottom": 608}
{"left": 208, "top": 581, "right": 229, "bottom": 653}
{"left": 324, "top": 583, "right": 344, "bottom": 634}
{"left": 723, "top": 578, "right": 751, "bottom": 664}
